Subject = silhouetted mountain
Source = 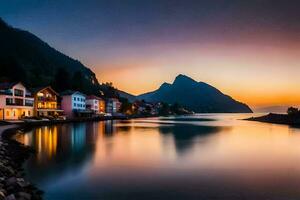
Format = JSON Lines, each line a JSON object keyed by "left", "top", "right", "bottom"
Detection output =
{"left": 117, "top": 90, "right": 137, "bottom": 102}
{"left": 138, "top": 74, "right": 252, "bottom": 113}
{"left": 0, "top": 18, "right": 99, "bottom": 94}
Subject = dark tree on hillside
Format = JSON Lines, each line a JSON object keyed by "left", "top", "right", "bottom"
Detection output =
{"left": 159, "top": 102, "right": 171, "bottom": 116}
{"left": 30, "top": 66, "right": 44, "bottom": 87}
{"left": 71, "top": 71, "right": 85, "bottom": 91}
{"left": 119, "top": 97, "right": 133, "bottom": 114}
{"left": 0, "top": 58, "right": 27, "bottom": 84}
{"left": 99, "top": 82, "right": 119, "bottom": 98}
{"left": 52, "top": 67, "right": 71, "bottom": 92}
{"left": 287, "top": 107, "right": 299, "bottom": 116}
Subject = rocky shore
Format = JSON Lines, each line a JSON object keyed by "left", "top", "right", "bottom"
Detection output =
{"left": 0, "top": 126, "right": 43, "bottom": 200}
{"left": 245, "top": 113, "right": 300, "bottom": 126}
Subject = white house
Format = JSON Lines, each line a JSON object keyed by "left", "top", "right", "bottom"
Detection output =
{"left": 60, "top": 90, "right": 87, "bottom": 118}
{"left": 86, "top": 95, "right": 102, "bottom": 113}
{"left": 0, "top": 82, "right": 34, "bottom": 120}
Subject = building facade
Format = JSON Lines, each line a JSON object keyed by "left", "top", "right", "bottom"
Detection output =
{"left": 99, "top": 99, "right": 106, "bottom": 114}
{"left": 106, "top": 98, "right": 121, "bottom": 114}
{"left": 86, "top": 95, "right": 101, "bottom": 113}
{"left": 60, "top": 90, "right": 87, "bottom": 118}
{"left": 0, "top": 82, "right": 34, "bottom": 120}
{"left": 33, "top": 86, "right": 63, "bottom": 117}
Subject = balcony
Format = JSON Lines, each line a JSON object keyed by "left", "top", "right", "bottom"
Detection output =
{"left": 37, "top": 101, "right": 58, "bottom": 109}
{"left": 37, "top": 97, "right": 57, "bottom": 102}
{"left": 25, "top": 100, "right": 34, "bottom": 107}
{"left": 25, "top": 103, "right": 34, "bottom": 106}
{"left": 6, "top": 98, "right": 24, "bottom": 106}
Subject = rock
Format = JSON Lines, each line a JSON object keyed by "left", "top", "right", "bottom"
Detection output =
{"left": 17, "top": 192, "right": 31, "bottom": 200}
{"left": 4, "top": 194, "right": 16, "bottom": 200}
{"left": 0, "top": 191, "right": 5, "bottom": 200}
{"left": 16, "top": 181, "right": 29, "bottom": 188}
{"left": 5, "top": 178, "right": 17, "bottom": 187}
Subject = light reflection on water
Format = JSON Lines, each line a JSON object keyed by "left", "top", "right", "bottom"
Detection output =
{"left": 14, "top": 114, "right": 300, "bottom": 200}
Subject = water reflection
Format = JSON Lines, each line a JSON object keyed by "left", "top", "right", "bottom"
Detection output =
{"left": 158, "top": 124, "right": 223, "bottom": 154}
{"left": 14, "top": 115, "right": 300, "bottom": 200}
{"left": 15, "top": 123, "right": 97, "bottom": 184}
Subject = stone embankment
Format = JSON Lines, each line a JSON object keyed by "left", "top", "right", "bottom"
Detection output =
{"left": 0, "top": 125, "right": 43, "bottom": 200}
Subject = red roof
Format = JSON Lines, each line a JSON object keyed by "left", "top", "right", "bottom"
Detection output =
{"left": 86, "top": 95, "right": 103, "bottom": 100}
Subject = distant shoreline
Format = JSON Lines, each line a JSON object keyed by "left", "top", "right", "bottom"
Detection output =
{"left": 245, "top": 113, "right": 300, "bottom": 126}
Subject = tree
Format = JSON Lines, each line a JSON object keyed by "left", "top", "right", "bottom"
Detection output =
{"left": 52, "top": 67, "right": 71, "bottom": 92}
{"left": 287, "top": 107, "right": 299, "bottom": 116}
{"left": 119, "top": 97, "right": 134, "bottom": 115}
{"left": 71, "top": 71, "right": 85, "bottom": 91}
{"left": 159, "top": 102, "right": 171, "bottom": 116}
{"left": 99, "top": 82, "right": 119, "bottom": 98}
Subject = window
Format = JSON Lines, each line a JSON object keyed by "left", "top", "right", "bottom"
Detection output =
{"left": 25, "top": 99, "right": 34, "bottom": 106}
{"left": 6, "top": 98, "right": 13, "bottom": 105}
{"left": 14, "top": 89, "right": 24, "bottom": 97}
{"left": 15, "top": 98, "right": 24, "bottom": 106}
{"left": 74, "top": 103, "right": 76, "bottom": 107}
{"left": 73, "top": 97, "right": 76, "bottom": 101}
{"left": 77, "top": 97, "right": 80, "bottom": 101}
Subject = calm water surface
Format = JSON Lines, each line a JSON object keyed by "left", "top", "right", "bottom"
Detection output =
{"left": 14, "top": 114, "right": 300, "bottom": 200}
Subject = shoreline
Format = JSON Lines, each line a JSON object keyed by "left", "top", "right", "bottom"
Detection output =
{"left": 245, "top": 113, "right": 300, "bottom": 126}
{"left": 0, "top": 125, "right": 43, "bottom": 200}
{"left": 0, "top": 114, "right": 161, "bottom": 200}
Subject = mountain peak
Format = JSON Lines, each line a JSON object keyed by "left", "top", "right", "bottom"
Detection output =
{"left": 159, "top": 82, "right": 171, "bottom": 89}
{"left": 137, "top": 74, "right": 252, "bottom": 113}
{"left": 173, "top": 74, "right": 197, "bottom": 85}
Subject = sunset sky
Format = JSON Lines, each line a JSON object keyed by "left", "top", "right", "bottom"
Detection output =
{"left": 1, "top": 0, "right": 300, "bottom": 108}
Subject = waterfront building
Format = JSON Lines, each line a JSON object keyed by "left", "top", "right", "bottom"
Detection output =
{"left": 106, "top": 98, "right": 121, "bottom": 114}
{"left": 60, "top": 90, "right": 88, "bottom": 118}
{"left": 99, "top": 98, "right": 106, "bottom": 114}
{"left": 32, "top": 86, "right": 63, "bottom": 117}
{"left": 86, "top": 95, "right": 102, "bottom": 113}
{"left": 0, "top": 82, "right": 34, "bottom": 120}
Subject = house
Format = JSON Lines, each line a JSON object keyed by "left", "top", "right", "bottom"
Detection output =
{"left": 106, "top": 98, "right": 121, "bottom": 114}
{"left": 60, "top": 90, "right": 88, "bottom": 118}
{"left": 99, "top": 98, "right": 106, "bottom": 114}
{"left": 0, "top": 82, "right": 34, "bottom": 120}
{"left": 86, "top": 95, "right": 102, "bottom": 113}
{"left": 32, "top": 86, "right": 63, "bottom": 117}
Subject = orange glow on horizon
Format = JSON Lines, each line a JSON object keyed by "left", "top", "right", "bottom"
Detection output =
{"left": 90, "top": 41, "right": 300, "bottom": 108}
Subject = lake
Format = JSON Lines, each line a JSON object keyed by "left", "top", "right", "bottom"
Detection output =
{"left": 14, "top": 114, "right": 300, "bottom": 200}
